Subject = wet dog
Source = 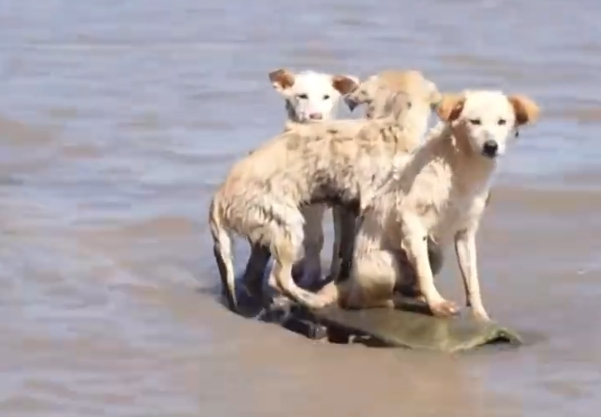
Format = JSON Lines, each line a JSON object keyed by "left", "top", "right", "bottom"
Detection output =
{"left": 331, "top": 69, "right": 444, "bottom": 283}
{"left": 210, "top": 91, "right": 429, "bottom": 313}
{"left": 268, "top": 68, "right": 359, "bottom": 288}
{"left": 314, "top": 90, "right": 540, "bottom": 321}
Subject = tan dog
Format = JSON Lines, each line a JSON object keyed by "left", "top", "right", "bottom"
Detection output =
{"left": 315, "top": 90, "right": 540, "bottom": 321}
{"left": 210, "top": 92, "right": 424, "bottom": 313}
{"left": 268, "top": 68, "right": 359, "bottom": 287}
{"left": 330, "top": 70, "right": 444, "bottom": 282}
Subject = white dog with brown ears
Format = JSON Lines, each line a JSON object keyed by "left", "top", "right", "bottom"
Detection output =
{"left": 267, "top": 68, "right": 359, "bottom": 288}
{"left": 315, "top": 89, "right": 540, "bottom": 321}
{"left": 268, "top": 68, "right": 358, "bottom": 124}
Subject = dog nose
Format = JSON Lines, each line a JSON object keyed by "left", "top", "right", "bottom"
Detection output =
{"left": 308, "top": 113, "right": 323, "bottom": 120}
{"left": 344, "top": 97, "right": 358, "bottom": 112}
{"left": 482, "top": 140, "right": 498, "bottom": 157}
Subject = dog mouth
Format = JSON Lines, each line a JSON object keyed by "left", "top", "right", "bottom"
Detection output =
{"left": 481, "top": 149, "right": 498, "bottom": 159}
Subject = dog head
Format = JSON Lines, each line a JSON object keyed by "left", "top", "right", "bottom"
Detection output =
{"left": 269, "top": 68, "right": 359, "bottom": 123}
{"left": 378, "top": 90, "right": 414, "bottom": 121}
{"left": 344, "top": 70, "right": 442, "bottom": 120}
{"left": 436, "top": 90, "right": 540, "bottom": 159}
{"left": 343, "top": 74, "right": 381, "bottom": 115}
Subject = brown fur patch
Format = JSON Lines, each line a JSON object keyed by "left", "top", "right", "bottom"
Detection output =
{"left": 269, "top": 68, "right": 295, "bottom": 90}
{"left": 508, "top": 94, "right": 540, "bottom": 125}
{"left": 332, "top": 75, "right": 359, "bottom": 95}
{"left": 436, "top": 93, "right": 465, "bottom": 122}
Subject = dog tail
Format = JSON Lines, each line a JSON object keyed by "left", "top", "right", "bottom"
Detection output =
{"left": 209, "top": 196, "right": 238, "bottom": 312}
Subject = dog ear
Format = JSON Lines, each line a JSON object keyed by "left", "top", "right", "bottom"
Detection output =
{"left": 268, "top": 68, "right": 295, "bottom": 93}
{"left": 436, "top": 93, "right": 465, "bottom": 122}
{"left": 508, "top": 94, "right": 540, "bottom": 126}
{"left": 332, "top": 75, "right": 359, "bottom": 95}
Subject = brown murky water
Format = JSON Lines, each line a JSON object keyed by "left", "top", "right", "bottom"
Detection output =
{"left": 1, "top": 0, "right": 600, "bottom": 416}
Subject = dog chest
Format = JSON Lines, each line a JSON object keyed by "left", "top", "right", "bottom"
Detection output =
{"left": 427, "top": 192, "right": 487, "bottom": 243}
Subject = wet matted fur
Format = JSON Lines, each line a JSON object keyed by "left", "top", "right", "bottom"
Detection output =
{"left": 209, "top": 92, "right": 427, "bottom": 313}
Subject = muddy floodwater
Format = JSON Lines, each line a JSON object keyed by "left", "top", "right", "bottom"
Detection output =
{"left": 0, "top": 0, "right": 600, "bottom": 416}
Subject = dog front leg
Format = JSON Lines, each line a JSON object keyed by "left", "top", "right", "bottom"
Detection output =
{"left": 296, "top": 204, "right": 326, "bottom": 286}
{"left": 454, "top": 229, "right": 490, "bottom": 321}
{"left": 400, "top": 218, "right": 459, "bottom": 317}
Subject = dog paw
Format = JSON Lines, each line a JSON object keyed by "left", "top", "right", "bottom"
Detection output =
{"left": 429, "top": 299, "right": 460, "bottom": 318}
{"left": 309, "top": 296, "right": 332, "bottom": 310}
{"left": 296, "top": 291, "right": 328, "bottom": 310}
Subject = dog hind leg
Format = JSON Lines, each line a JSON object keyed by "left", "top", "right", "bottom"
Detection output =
{"left": 241, "top": 241, "right": 271, "bottom": 301}
{"left": 343, "top": 249, "right": 401, "bottom": 309}
{"left": 269, "top": 234, "right": 329, "bottom": 310}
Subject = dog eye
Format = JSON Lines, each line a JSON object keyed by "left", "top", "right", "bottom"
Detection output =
{"left": 469, "top": 119, "right": 481, "bottom": 125}
{"left": 323, "top": 95, "right": 330, "bottom": 100}
{"left": 407, "top": 101, "right": 412, "bottom": 109}
{"left": 498, "top": 118, "right": 507, "bottom": 125}
{"left": 297, "top": 94, "right": 308, "bottom": 100}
